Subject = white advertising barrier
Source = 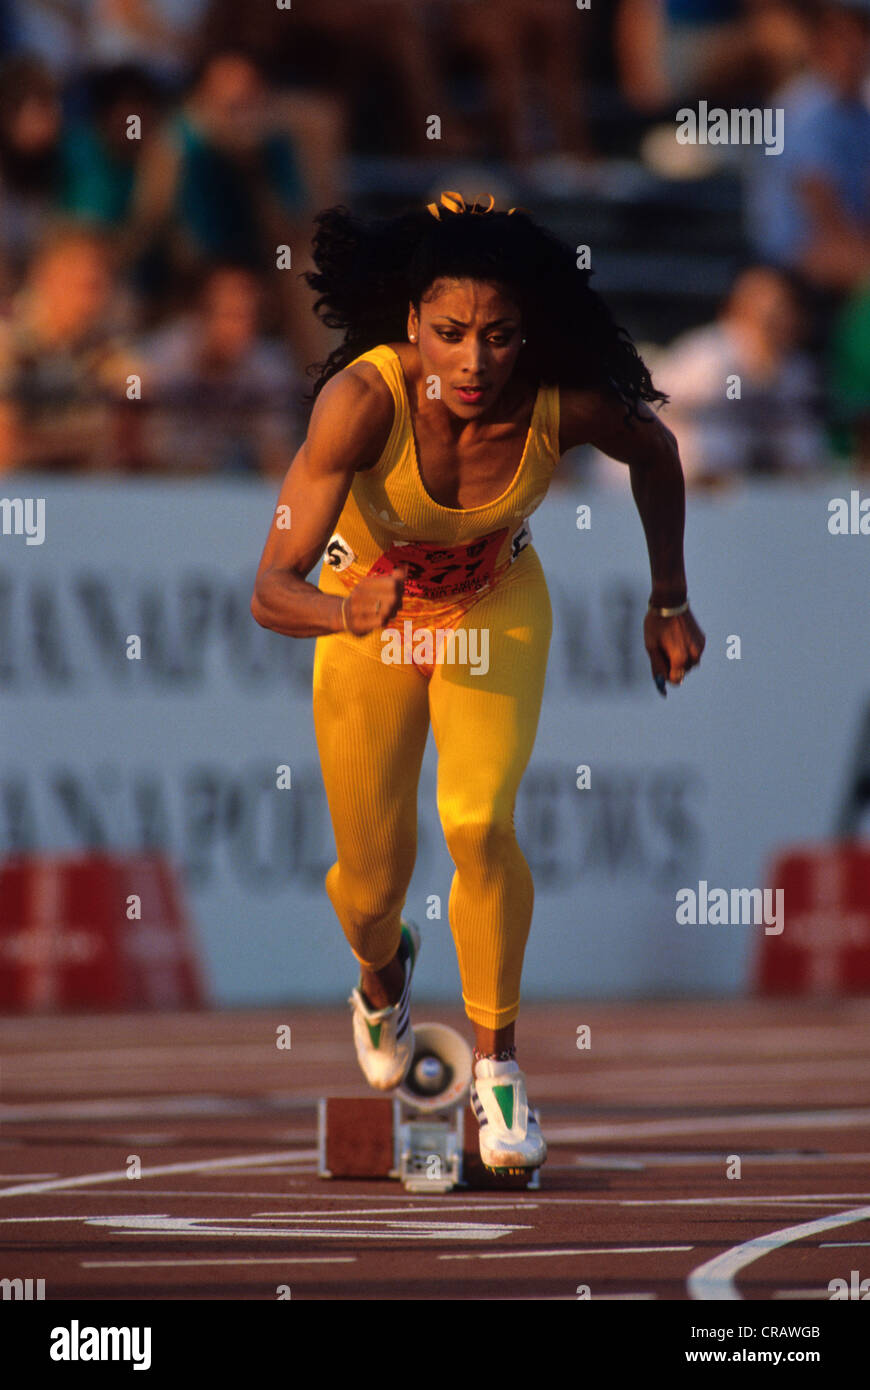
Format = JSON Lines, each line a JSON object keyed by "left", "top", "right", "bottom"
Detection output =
{"left": 2, "top": 478, "right": 869, "bottom": 1005}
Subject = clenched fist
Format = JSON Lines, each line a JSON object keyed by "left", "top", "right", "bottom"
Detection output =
{"left": 342, "top": 567, "right": 406, "bottom": 635}
{"left": 644, "top": 606, "right": 705, "bottom": 695}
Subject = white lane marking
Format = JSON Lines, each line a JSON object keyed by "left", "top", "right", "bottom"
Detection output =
{"left": 0, "top": 1212, "right": 528, "bottom": 1242}
{"left": 0, "top": 1216, "right": 101, "bottom": 1224}
{"left": 624, "top": 1194, "right": 870, "bottom": 1206}
{"left": 81, "top": 1256, "right": 356, "bottom": 1268}
{"left": 253, "top": 1205, "right": 539, "bottom": 1217}
{"left": 0, "top": 1202, "right": 539, "bottom": 1223}
{"left": 9, "top": 1211, "right": 510, "bottom": 1227}
{"left": 687, "top": 1203, "right": 870, "bottom": 1300}
{"left": 0, "top": 1151, "right": 319, "bottom": 1198}
{"left": 0, "top": 1097, "right": 302, "bottom": 1122}
{"left": 439, "top": 1245, "right": 693, "bottom": 1261}
{"left": 82, "top": 1214, "right": 529, "bottom": 1242}
{"left": 546, "top": 1108, "right": 870, "bottom": 1144}
{"left": 0, "top": 1190, "right": 541, "bottom": 1206}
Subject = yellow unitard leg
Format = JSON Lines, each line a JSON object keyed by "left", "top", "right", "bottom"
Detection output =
{"left": 428, "top": 548, "right": 552, "bottom": 1030}
{"left": 312, "top": 546, "right": 552, "bottom": 1025}
{"left": 312, "top": 630, "right": 430, "bottom": 972}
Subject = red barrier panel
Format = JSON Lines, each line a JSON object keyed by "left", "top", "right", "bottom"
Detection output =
{"left": 757, "top": 842, "right": 870, "bottom": 994}
{"left": 0, "top": 853, "right": 206, "bottom": 1010}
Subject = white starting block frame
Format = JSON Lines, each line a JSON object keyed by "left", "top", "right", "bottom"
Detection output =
{"left": 394, "top": 1022, "right": 471, "bottom": 1193}
{"left": 396, "top": 1103, "right": 465, "bottom": 1193}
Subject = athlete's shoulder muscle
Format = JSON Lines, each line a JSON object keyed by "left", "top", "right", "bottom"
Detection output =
{"left": 305, "top": 360, "right": 395, "bottom": 477}
{"left": 558, "top": 384, "right": 675, "bottom": 465}
{"left": 254, "top": 362, "right": 395, "bottom": 584}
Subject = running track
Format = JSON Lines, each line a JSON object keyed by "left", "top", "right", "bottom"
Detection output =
{"left": 1, "top": 1001, "right": 869, "bottom": 1301}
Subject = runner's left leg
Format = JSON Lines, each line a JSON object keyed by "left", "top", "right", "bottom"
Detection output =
{"left": 427, "top": 547, "right": 552, "bottom": 1042}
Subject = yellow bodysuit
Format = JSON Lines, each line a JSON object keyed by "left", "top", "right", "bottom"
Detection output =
{"left": 312, "top": 344, "right": 561, "bottom": 1029}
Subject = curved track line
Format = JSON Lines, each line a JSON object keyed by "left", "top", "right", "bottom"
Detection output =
{"left": 688, "top": 1203, "right": 870, "bottom": 1300}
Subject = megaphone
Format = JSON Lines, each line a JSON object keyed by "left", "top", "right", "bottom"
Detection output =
{"left": 396, "top": 1022, "right": 472, "bottom": 1114}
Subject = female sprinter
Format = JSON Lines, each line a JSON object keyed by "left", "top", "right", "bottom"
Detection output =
{"left": 251, "top": 192, "right": 705, "bottom": 1176}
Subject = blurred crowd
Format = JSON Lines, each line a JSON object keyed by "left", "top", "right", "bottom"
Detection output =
{"left": 0, "top": 0, "right": 866, "bottom": 482}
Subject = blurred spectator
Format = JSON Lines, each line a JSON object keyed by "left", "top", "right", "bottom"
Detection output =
{"left": 616, "top": 0, "right": 746, "bottom": 109}
{"left": 0, "top": 225, "right": 142, "bottom": 472}
{"left": 651, "top": 266, "right": 828, "bottom": 484}
{"left": 5, "top": 1, "right": 87, "bottom": 81}
{"left": 126, "top": 48, "right": 331, "bottom": 363}
{"left": 6, "top": 0, "right": 206, "bottom": 90}
{"left": 0, "top": 56, "right": 64, "bottom": 284}
{"left": 138, "top": 264, "right": 304, "bottom": 476}
{"left": 0, "top": 58, "right": 163, "bottom": 288}
{"left": 59, "top": 64, "right": 164, "bottom": 229}
{"left": 829, "top": 281, "right": 870, "bottom": 469}
{"left": 743, "top": 0, "right": 870, "bottom": 294}
{"left": 203, "top": 0, "right": 440, "bottom": 159}
{"left": 81, "top": 0, "right": 208, "bottom": 91}
{"left": 617, "top": 0, "right": 817, "bottom": 113}
{"left": 127, "top": 49, "right": 306, "bottom": 270}
{"left": 440, "top": 0, "right": 592, "bottom": 163}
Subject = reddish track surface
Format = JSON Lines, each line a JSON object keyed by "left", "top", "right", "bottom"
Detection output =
{"left": 2, "top": 1001, "right": 870, "bottom": 1301}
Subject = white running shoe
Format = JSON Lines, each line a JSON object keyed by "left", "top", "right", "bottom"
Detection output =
{"left": 470, "top": 1058, "right": 547, "bottom": 1175}
{"left": 348, "top": 921, "right": 420, "bottom": 1091}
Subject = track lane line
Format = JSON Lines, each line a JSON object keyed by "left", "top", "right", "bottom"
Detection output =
{"left": 687, "top": 1202, "right": 870, "bottom": 1300}
{"left": 0, "top": 1151, "right": 317, "bottom": 1198}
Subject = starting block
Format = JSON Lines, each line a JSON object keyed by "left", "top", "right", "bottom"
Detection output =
{"left": 317, "top": 1023, "right": 541, "bottom": 1193}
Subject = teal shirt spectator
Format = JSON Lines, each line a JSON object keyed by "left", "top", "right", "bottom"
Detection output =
{"left": 171, "top": 111, "right": 305, "bottom": 265}
{"left": 57, "top": 121, "right": 136, "bottom": 226}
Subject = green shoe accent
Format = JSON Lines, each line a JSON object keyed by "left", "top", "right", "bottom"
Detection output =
{"left": 366, "top": 1020, "right": 382, "bottom": 1048}
{"left": 492, "top": 1083, "right": 514, "bottom": 1129}
{"left": 399, "top": 922, "right": 416, "bottom": 970}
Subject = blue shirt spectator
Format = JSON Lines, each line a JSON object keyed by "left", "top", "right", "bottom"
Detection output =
{"left": 745, "top": 76, "right": 870, "bottom": 267}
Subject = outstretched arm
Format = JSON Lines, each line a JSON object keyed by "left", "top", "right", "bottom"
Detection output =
{"left": 560, "top": 385, "right": 705, "bottom": 690}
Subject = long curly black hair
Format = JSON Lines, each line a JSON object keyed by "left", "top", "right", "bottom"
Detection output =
{"left": 303, "top": 199, "right": 667, "bottom": 419}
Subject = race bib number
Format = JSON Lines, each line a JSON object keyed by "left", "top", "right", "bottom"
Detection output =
{"left": 366, "top": 528, "right": 509, "bottom": 599}
{"left": 510, "top": 520, "right": 531, "bottom": 560}
{"left": 324, "top": 532, "right": 356, "bottom": 572}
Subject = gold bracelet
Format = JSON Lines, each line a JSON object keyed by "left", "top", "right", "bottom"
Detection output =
{"left": 341, "top": 597, "right": 351, "bottom": 632}
{"left": 649, "top": 599, "right": 689, "bottom": 618}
